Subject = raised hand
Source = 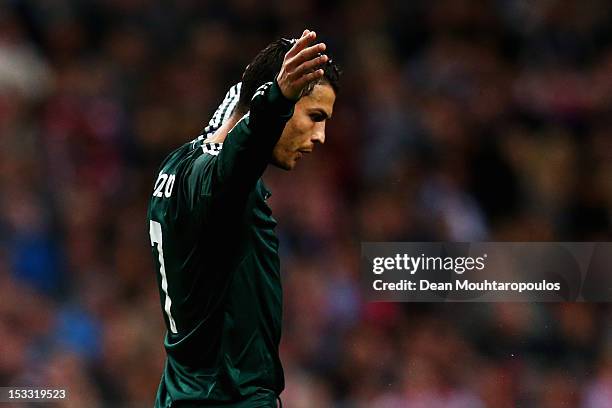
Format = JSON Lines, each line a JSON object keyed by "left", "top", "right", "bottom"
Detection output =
{"left": 276, "top": 30, "right": 328, "bottom": 101}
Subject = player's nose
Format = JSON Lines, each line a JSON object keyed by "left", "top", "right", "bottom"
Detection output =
{"left": 311, "top": 122, "right": 326, "bottom": 145}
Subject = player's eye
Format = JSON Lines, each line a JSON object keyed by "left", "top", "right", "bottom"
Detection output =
{"left": 309, "top": 113, "right": 325, "bottom": 122}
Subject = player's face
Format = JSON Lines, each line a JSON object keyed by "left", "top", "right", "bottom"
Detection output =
{"left": 271, "top": 83, "right": 336, "bottom": 170}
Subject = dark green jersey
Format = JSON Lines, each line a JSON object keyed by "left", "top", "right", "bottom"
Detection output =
{"left": 147, "top": 81, "right": 295, "bottom": 407}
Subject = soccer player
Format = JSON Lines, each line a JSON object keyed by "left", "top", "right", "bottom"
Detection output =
{"left": 147, "top": 30, "right": 340, "bottom": 407}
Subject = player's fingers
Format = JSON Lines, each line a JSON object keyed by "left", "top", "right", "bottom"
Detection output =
{"left": 289, "top": 41, "right": 326, "bottom": 66}
{"left": 284, "top": 31, "right": 309, "bottom": 59}
{"left": 286, "top": 42, "right": 326, "bottom": 71}
{"left": 287, "top": 54, "right": 328, "bottom": 81}
{"left": 285, "top": 30, "right": 316, "bottom": 59}
{"left": 285, "top": 31, "right": 313, "bottom": 59}
{"left": 292, "top": 69, "right": 324, "bottom": 90}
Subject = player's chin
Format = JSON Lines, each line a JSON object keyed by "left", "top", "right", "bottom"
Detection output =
{"left": 283, "top": 159, "right": 298, "bottom": 171}
{"left": 271, "top": 156, "right": 297, "bottom": 171}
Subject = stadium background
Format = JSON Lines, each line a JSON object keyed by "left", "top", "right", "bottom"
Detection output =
{"left": 0, "top": 0, "right": 611, "bottom": 406}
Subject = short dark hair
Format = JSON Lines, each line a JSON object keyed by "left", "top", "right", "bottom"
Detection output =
{"left": 235, "top": 37, "right": 341, "bottom": 115}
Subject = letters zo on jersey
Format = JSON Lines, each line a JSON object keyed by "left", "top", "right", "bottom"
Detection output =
{"left": 153, "top": 173, "right": 176, "bottom": 198}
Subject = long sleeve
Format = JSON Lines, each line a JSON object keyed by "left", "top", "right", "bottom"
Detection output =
{"left": 214, "top": 80, "right": 294, "bottom": 192}
{"left": 181, "top": 80, "right": 294, "bottom": 223}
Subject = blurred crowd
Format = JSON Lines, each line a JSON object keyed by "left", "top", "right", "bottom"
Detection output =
{"left": 0, "top": 0, "right": 611, "bottom": 407}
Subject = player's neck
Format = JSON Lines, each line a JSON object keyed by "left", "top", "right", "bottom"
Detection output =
{"left": 207, "top": 113, "right": 242, "bottom": 144}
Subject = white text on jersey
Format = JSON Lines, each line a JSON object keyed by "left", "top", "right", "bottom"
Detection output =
{"left": 153, "top": 173, "right": 176, "bottom": 198}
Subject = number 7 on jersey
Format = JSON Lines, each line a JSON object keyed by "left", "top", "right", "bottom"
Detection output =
{"left": 149, "top": 220, "right": 178, "bottom": 333}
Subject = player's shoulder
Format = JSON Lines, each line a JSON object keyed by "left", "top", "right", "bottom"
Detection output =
{"left": 198, "top": 141, "right": 224, "bottom": 159}
{"left": 149, "top": 138, "right": 217, "bottom": 218}
{"left": 149, "top": 142, "right": 192, "bottom": 210}
{"left": 189, "top": 138, "right": 224, "bottom": 171}
{"left": 150, "top": 138, "right": 207, "bottom": 196}
{"left": 176, "top": 136, "right": 235, "bottom": 198}
{"left": 156, "top": 137, "right": 222, "bottom": 174}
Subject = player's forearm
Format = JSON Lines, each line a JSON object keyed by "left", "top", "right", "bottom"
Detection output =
{"left": 216, "top": 80, "right": 295, "bottom": 187}
{"left": 200, "top": 82, "right": 242, "bottom": 136}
